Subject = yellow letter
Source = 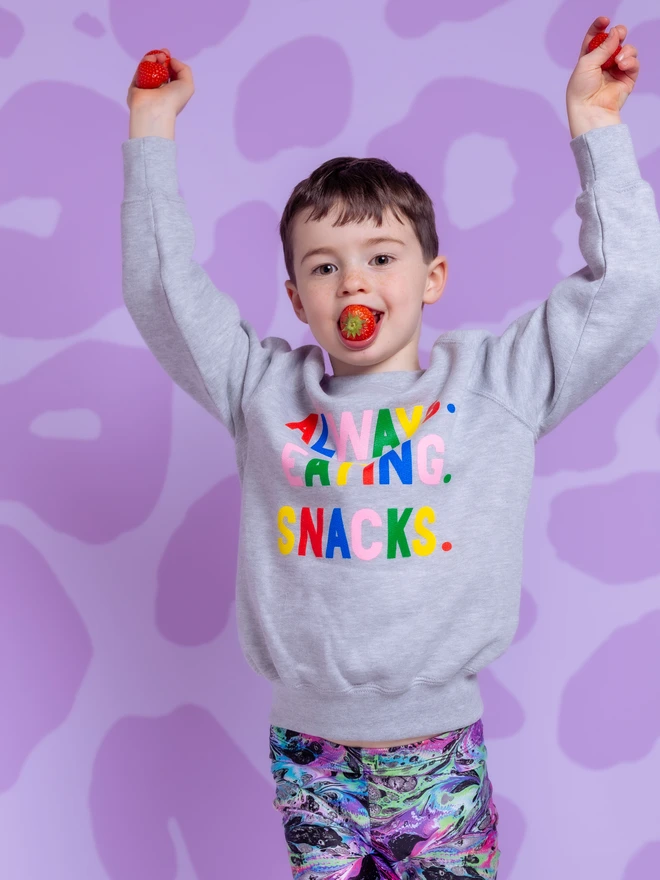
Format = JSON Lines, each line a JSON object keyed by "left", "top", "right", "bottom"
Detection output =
{"left": 412, "top": 506, "right": 436, "bottom": 556}
{"left": 277, "top": 506, "right": 296, "bottom": 554}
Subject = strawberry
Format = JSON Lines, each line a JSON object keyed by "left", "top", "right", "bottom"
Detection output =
{"left": 587, "top": 31, "right": 621, "bottom": 70}
{"left": 338, "top": 304, "right": 377, "bottom": 341}
{"left": 136, "top": 49, "right": 171, "bottom": 89}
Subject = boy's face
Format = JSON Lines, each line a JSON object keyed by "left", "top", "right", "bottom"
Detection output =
{"left": 285, "top": 204, "right": 448, "bottom": 377}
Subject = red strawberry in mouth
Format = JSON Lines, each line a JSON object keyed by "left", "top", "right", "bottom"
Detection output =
{"left": 337, "top": 304, "right": 384, "bottom": 351}
{"left": 338, "top": 303, "right": 381, "bottom": 341}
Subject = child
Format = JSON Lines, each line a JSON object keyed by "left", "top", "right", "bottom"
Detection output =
{"left": 122, "top": 17, "right": 658, "bottom": 879}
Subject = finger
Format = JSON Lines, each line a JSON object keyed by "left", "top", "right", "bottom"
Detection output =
{"left": 615, "top": 53, "right": 640, "bottom": 76}
{"left": 168, "top": 57, "right": 193, "bottom": 83}
{"left": 579, "top": 15, "right": 609, "bottom": 56}
{"left": 609, "top": 43, "right": 637, "bottom": 72}
{"left": 144, "top": 49, "right": 170, "bottom": 63}
{"left": 583, "top": 26, "right": 624, "bottom": 65}
{"left": 611, "top": 23, "right": 628, "bottom": 43}
{"left": 616, "top": 43, "right": 638, "bottom": 62}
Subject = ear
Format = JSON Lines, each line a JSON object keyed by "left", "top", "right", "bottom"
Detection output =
{"left": 423, "top": 256, "right": 448, "bottom": 306}
{"left": 285, "top": 280, "right": 308, "bottom": 324}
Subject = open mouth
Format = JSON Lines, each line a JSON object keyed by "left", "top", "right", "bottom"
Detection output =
{"left": 336, "top": 307, "right": 385, "bottom": 350}
{"left": 336, "top": 308, "right": 383, "bottom": 327}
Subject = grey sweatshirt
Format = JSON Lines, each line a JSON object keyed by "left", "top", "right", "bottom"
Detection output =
{"left": 121, "top": 123, "right": 660, "bottom": 742}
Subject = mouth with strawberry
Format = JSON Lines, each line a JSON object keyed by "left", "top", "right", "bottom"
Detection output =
{"left": 337, "top": 303, "right": 384, "bottom": 350}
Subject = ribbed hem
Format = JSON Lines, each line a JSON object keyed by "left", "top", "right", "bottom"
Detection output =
{"left": 269, "top": 673, "right": 484, "bottom": 742}
{"left": 121, "top": 136, "right": 179, "bottom": 201}
{"left": 570, "top": 122, "right": 641, "bottom": 190}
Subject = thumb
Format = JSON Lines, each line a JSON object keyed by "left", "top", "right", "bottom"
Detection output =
{"left": 590, "top": 27, "right": 622, "bottom": 62}
{"left": 168, "top": 56, "right": 191, "bottom": 82}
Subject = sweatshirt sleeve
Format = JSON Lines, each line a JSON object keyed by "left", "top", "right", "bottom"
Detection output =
{"left": 121, "top": 135, "right": 287, "bottom": 438}
{"left": 469, "top": 123, "right": 660, "bottom": 441}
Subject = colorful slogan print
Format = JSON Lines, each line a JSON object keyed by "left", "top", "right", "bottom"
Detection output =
{"left": 277, "top": 400, "right": 456, "bottom": 561}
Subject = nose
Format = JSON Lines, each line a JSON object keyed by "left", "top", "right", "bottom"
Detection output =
{"left": 340, "top": 269, "right": 369, "bottom": 296}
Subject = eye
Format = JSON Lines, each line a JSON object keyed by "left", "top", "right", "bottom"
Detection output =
{"left": 311, "top": 263, "right": 336, "bottom": 276}
{"left": 310, "top": 254, "right": 395, "bottom": 276}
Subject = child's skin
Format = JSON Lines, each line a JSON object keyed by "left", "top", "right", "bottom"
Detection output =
{"left": 126, "top": 16, "right": 640, "bottom": 747}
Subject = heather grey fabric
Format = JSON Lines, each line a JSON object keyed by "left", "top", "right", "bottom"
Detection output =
{"left": 121, "top": 123, "right": 660, "bottom": 741}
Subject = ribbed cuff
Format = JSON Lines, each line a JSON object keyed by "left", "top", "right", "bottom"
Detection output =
{"left": 121, "top": 136, "right": 179, "bottom": 201}
{"left": 570, "top": 122, "right": 641, "bottom": 190}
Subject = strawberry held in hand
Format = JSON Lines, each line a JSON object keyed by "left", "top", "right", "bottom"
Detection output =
{"left": 566, "top": 17, "right": 640, "bottom": 139}
{"left": 338, "top": 304, "right": 377, "bottom": 341}
{"left": 587, "top": 31, "right": 621, "bottom": 70}
{"left": 136, "top": 49, "right": 172, "bottom": 89}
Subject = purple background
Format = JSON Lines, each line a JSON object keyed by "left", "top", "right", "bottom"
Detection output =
{"left": 1, "top": 0, "right": 660, "bottom": 877}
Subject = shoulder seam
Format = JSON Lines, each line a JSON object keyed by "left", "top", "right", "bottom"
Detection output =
{"left": 468, "top": 387, "right": 537, "bottom": 438}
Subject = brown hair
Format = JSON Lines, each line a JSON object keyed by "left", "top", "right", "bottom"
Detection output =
{"left": 279, "top": 156, "right": 439, "bottom": 286}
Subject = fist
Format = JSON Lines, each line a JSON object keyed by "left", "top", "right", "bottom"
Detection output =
{"left": 126, "top": 50, "right": 195, "bottom": 118}
{"left": 135, "top": 48, "right": 172, "bottom": 89}
{"left": 587, "top": 31, "right": 622, "bottom": 70}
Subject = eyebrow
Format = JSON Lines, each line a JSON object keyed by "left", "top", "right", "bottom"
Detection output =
{"left": 300, "top": 236, "right": 407, "bottom": 265}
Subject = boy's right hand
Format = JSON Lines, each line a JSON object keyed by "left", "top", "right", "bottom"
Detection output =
{"left": 126, "top": 49, "right": 195, "bottom": 120}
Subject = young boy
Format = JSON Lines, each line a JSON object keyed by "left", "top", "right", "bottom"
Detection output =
{"left": 122, "top": 17, "right": 658, "bottom": 879}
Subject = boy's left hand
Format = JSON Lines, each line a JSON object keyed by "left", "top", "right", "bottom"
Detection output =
{"left": 566, "top": 16, "right": 639, "bottom": 139}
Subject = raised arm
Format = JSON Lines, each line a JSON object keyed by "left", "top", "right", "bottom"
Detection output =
{"left": 122, "top": 52, "right": 287, "bottom": 438}
{"left": 469, "top": 18, "right": 660, "bottom": 440}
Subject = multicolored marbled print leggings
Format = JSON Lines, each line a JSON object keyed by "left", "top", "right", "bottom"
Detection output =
{"left": 269, "top": 717, "right": 500, "bottom": 879}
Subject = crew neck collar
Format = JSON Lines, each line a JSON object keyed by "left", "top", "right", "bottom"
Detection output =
{"left": 324, "top": 368, "right": 425, "bottom": 383}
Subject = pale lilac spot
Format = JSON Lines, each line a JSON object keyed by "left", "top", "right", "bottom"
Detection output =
{"left": 536, "top": 342, "right": 658, "bottom": 475}
{"left": 30, "top": 408, "right": 101, "bottom": 441}
{"left": 0, "top": 196, "right": 61, "bottom": 238}
{"left": 73, "top": 13, "right": 105, "bottom": 38}
{"left": 548, "top": 472, "right": 660, "bottom": 583}
{"left": 623, "top": 842, "right": 660, "bottom": 880}
{"left": 0, "top": 82, "right": 134, "bottom": 337}
{"left": 204, "top": 202, "right": 280, "bottom": 336}
{"left": 157, "top": 476, "right": 240, "bottom": 646}
{"left": 511, "top": 587, "right": 537, "bottom": 645}
{"left": 444, "top": 134, "right": 516, "bottom": 229}
{"left": 109, "top": 0, "right": 249, "bottom": 60}
{"left": 385, "top": 0, "right": 509, "bottom": 37}
{"left": 479, "top": 668, "right": 525, "bottom": 739}
{"left": 368, "top": 78, "right": 575, "bottom": 331}
{"left": 0, "top": 8, "right": 24, "bottom": 57}
{"left": 0, "top": 342, "right": 172, "bottom": 543}
{"left": 0, "top": 527, "right": 92, "bottom": 792}
{"left": 235, "top": 37, "right": 352, "bottom": 161}
{"left": 558, "top": 612, "right": 660, "bottom": 768}
{"left": 89, "top": 705, "right": 289, "bottom": 879}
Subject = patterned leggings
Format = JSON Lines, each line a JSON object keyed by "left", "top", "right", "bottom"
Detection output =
{"left": 269, "top": 717, "right": 500, "bottom": 879}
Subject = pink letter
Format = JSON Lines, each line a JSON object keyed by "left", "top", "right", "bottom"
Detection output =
{"left": 417, "top": 434, "right": 445, "bottom": 484}
{"left": 281, "top": 442, "right": 309, "bottom": 486}
{"left": 326, "top": 410, "right": 373, "bottom": 462}
{"left": 351, "top": 508, "right": 383, "bottom": 560}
